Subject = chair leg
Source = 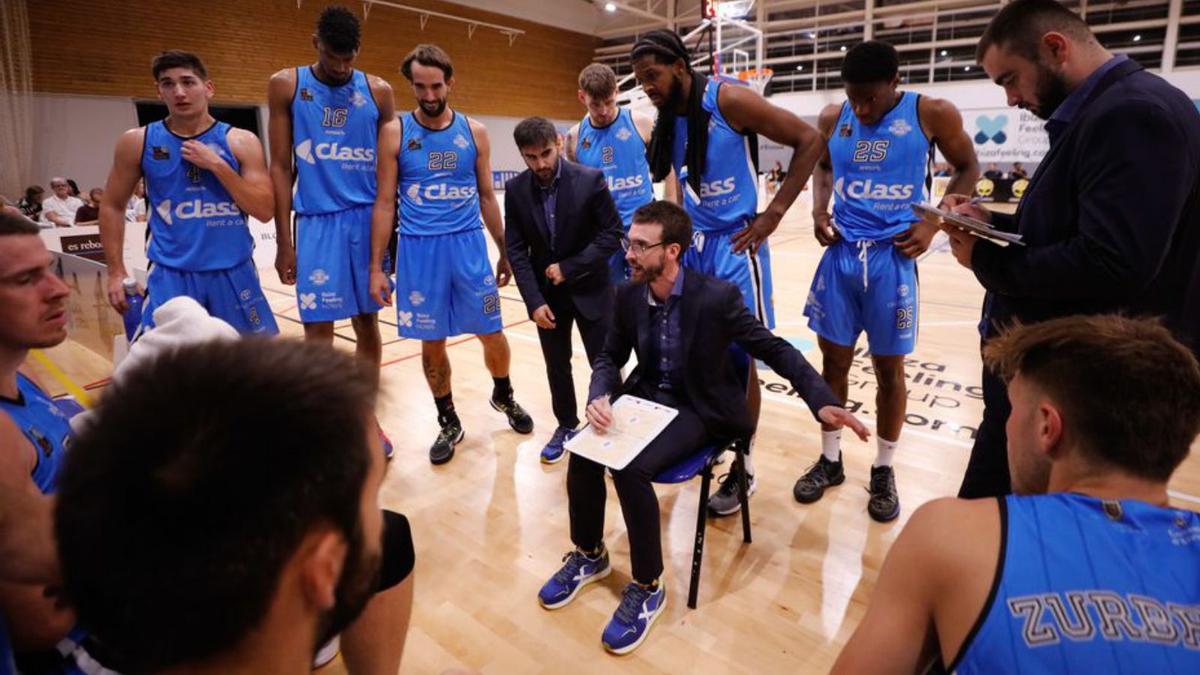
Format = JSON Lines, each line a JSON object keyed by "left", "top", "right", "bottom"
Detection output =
{"left": 689, "top": 466, "right": 713, "bottom": 609}
{"left": 735, "top": 443, "right": 752, "bottom": 544}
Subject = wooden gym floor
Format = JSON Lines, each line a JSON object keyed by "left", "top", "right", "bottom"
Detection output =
{"left": 33, "top": 195, "right": 1200, "bottom": 674}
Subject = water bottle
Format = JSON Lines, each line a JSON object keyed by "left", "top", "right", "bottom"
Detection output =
{"left": 122, "top": 277, "right": 143, "bottom": 341}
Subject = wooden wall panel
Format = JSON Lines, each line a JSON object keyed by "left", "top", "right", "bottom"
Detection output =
{"left": 28, "top": 0, "right": 597, "bottom": 119}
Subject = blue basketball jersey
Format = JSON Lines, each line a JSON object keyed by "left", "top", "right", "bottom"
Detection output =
{"left": 575, "top": 108, "right": 653, "bottom": 227}
{"left": 953, "top": 493, "right": 1200, "bottom": 673}
{"left": 0, "top": 374, "right": 71, "bottom": 494}
{"left": 396, "top": 111, "right": 481, "bottom": 237}
{"left": 291, "top": 67, "right": 379, "bottom": 214}
{"left": 828, "top": 92, "right": 932, "bottom": 241}
{"left": 142, "top": 120, "right": 253, "bottom": 270}
{"left": 671, "top": 80, "right": 759, "bottom": 233}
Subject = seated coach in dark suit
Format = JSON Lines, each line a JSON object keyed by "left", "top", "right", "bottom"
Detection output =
{"left": 942, "top": 0, "right": 1200, "bottom": 499}
{"left": 536, "top": 200, "right": 869, "bottom": 655}
{"left": 505, "top": 117, "right": 623, "bottom": 463}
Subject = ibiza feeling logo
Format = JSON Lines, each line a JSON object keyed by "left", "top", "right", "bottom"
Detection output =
{"left": 974, "top": 115, "right": 1009, "bottom": 145}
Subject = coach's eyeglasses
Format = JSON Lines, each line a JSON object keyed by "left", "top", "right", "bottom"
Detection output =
{"left": 620, "top": 235, "right": 666, "bottom": 256}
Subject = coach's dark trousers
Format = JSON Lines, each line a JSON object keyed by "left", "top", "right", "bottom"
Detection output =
{"left": 537, "top": 295, "right": 610, "bottom": 429}
{"left": 567, "top": 385, "right": 708, "bottom": 585}
{"left": 957, "top": 362, "right": 1012, "bottom": 498}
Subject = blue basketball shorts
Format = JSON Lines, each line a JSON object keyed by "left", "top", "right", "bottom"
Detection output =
{"left": 142, "top": 258, "right": 279, "bottom": 336}
{"left": 682, "top": 228, "right": 775, "bottom": 329}
{"left": 609, "top": 219, "right": 632, "bottom": 285}
{"left": 393, "top": 228, "right": 502, "bottom": 340}
{"left": 294, "top": 204, "right": 384, "bottom": 323}
{"left": 803, "top": 238, "right": 918, "bottom": 356}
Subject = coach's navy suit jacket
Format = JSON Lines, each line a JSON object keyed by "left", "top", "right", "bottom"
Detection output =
{"left": 972, "top": 59, "right": 1200, "bottom": 353}
{"left": 504, "top": 160, "right": 622, "bottom": 322}
{"left": 588, "top": 271, "right": 841, "bottom": 440}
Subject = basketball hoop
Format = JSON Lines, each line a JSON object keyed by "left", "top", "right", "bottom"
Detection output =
{"left": 736, "top": 67, "right": 774, "bottom": 93}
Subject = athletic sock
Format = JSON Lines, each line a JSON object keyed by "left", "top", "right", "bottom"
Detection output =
{"left": 821, "top": 429, "right": 842, "bottom": 463}
{"left": 434, "top": 393, "right": 458, "bottom": 426}
{"left": 492, "top": 376, "right": 513, "bottom": 402}
{"left": 742, "top": 435, "right": 755, "bottom": 477}
{"left": 874, "top": 437, "right": 898, "bottom": 468}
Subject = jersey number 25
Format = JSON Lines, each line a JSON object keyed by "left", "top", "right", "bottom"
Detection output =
{"left": 853, "top": 140, "right": 890, "bottom": 163}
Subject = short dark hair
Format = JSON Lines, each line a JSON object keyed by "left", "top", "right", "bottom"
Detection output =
{"left": 56, "top": 339, "right": 378, "bottom": 673}
{"left": 401, "top": 44, "right": 453, "bottom": 81}
{"left": 151, "top": 50, "right": 208, "bottom": 81}
{"left": 513, "top": 117, "right": 558, "bottom": 150}
{"left": 984, "top": 315, "right": 1200, "bottom": 482}
{"left": 841, "top": 41, "right": 899, "bottom": 84}
{"left": 632, "top": 200, "right": 692, "bottom": 254}
{"left": 578, "top": 63, "right": 617, "bottom": 98}
{"left": 0, "top": 210, "right": 39, "bottom": 236}
{"left": 317, "top": 4, "right": 361, "bottom": 54}
{"left": 24, "top": 185, "right": 43, "bottom": 200}
{"left": 977, "top": 0, "right": 1093, "bottom": 62}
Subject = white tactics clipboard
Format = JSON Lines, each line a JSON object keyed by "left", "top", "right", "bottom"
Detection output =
{"left": 564, "top": 395, "right": 678, "bottom": 470}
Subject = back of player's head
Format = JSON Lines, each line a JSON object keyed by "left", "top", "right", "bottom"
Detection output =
{"left": 151, "top": 50, "right": 208, "bottom": 81}
{"left": 632, "top": 200, "right": 692, "bottom": 255}
{"left": 631, "top": 29, "right": 691, "bottom": 68}
{"left": 578, "top": 63, "right": 617, "bottom": 99}
{"left": 977, "top": 0, "right": 1093, "bottom": 62}
{"left": 0, "top": 210, "right": 39, "bottom": 237}
{"left": 56, "top": 339, "right": 378, "bottom": 673}
{"left": 984, "top": 315, "right": 1200, "bottom": 482}
{"left": 840, "top": 41, "right": 899, "bottom": 85}
{"left": 317, "top": 4, "right": 362, "bottom": 54}
{"left": 513, "top": 116, "right": 558, "bottom": 150}
{"left": 401, "top": 43, "right": 453, "bottom": 81}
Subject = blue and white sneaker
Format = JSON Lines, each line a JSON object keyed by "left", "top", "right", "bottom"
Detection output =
{"left": 601, "top": 581, "right": 667, "bottom": 655}
{"left": 541, "top": 426, "right": 575, "bottom": 464}
{"left": 537, "top": 547, "right": 610, "bottom": 609}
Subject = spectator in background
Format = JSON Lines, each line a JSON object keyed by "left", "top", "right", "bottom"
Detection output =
{"left": 982, "top": 162, "right": 1004, "bottom": 181}
{"left": 65, "top": 179, "right": 81, "bottom": 200}
{"left": 933, "top": 163, "right": 952, "bottom": 177}
{"left": 125, "top": 179, "right": 147, "bottom": 222}
{"left": 17, "top": 186, "right": 44, "bottom": 221}
{"left": 1010, "top": 161, "right": 1028, "bottom": 179}
{"left": 40, "top": 177, "right": 83, "bottom": 227}
{"left": 73, "top": 188, "right": 103, "bottom": 225}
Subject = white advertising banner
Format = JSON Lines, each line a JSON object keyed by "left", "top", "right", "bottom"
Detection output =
{"left": 963, "top": 108, "right": 1050, "bottom": 163}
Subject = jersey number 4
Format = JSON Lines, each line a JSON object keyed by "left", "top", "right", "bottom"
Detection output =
{"left": 427, "top": 152, "right": 458, "bottom": 171}
{"left": 322, "top": 107, "right": 349, "bottom": 128}
{"left": 853, "top": 140, "right": 890, "bottom": 163}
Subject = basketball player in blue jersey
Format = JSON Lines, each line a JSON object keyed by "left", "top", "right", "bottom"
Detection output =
{"left": 795, "top": 41, "right": 980, "bottom": 523}
{"left": 0, "top": 213, "right": 77, "bottom": 664}
{"left": 268, "top": 5, "right": 394, "bottom": 365}
{"left": 834, "top": 315, "right": 1200, "bottom": 674}
{"left": 99, "top": 51, "right": 278, "bottom": 336}
{"left": 370, "top": 44, "right": 532, "bottom": 465}
{"left": 565, "top": 63, "right": 671, "bottom": 282}
{"left": 630, "top": 30, "right": 825, "bottom": 516}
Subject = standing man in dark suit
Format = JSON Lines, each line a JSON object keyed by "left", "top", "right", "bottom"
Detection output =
{"left": 536, "top": 201, "right": 868, "bottom": 655}
{"left": 505, "top": 117, "right": 623, "bottom": 463}
{"left": 942, "top": 0, "right": 1200, "bottom": 498}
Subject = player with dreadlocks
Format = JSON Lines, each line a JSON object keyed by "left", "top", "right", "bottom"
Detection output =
{"left": 630, "top": 29, "right": 825, "bottom": 516}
